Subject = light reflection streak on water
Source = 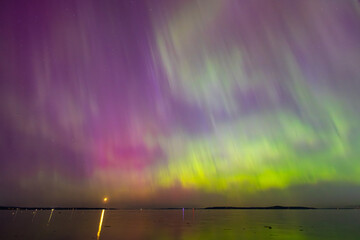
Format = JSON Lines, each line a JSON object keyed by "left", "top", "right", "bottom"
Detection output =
{"left": 31, "top": 209, "right": 37, "bottom": 222}
{"left": 97, "top": 209, "right": 105, "bottom": 240}
{"left": 70, "top": 208, "right": 74, "bottom": 219}
{"left": 47, "top": 209, "right": 54, "bottom": 225}
{"left": 12, "top": 208, "right": 18, "bottom": 221}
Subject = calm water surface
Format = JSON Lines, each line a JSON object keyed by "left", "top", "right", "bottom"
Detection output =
{"left": 0, "top": 209, "right": 359, "bottom": 239}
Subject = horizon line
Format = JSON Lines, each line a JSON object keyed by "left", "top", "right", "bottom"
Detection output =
{"left": 1, "top": 205, "right": 360, "bottom": 210}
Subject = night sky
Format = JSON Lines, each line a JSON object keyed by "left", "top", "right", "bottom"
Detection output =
{"left": 1, "top": 0, "right": 360, "bottom": 208}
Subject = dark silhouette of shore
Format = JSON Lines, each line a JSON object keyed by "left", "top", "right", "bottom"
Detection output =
{"left": 2, "top": 205, "right": 360, "bottom": 210}
{"left": 204, "top": 206, "right": 316, "bottom": 210}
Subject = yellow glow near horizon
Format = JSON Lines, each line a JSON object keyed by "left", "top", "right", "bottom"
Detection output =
{"left": 103, "top": 197, "right": 108, "bottom": 203}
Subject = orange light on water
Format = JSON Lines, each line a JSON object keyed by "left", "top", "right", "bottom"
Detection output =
{"left": 97, "top": 209, "right": 105, "bottom": 240}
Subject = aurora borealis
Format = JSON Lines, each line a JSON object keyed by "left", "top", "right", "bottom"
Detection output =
{"left": 1, "top": 0, "right": 360, "bottom": 208}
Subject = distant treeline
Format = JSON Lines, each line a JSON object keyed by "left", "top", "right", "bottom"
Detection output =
{"left": 204, "top": 206, "right": 316, "bottom": 210}
{"left": 2, "top": 205, "right": 359, "bottom": 210}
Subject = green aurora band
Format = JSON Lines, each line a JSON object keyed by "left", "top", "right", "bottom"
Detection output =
{"left": 1, "top": 0, "right": 360, "bottom": 207}
{"left": 148, "top": 0, "right": 360, "bottom": 202}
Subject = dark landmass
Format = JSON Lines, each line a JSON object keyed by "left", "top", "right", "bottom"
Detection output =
{"left": 205, "top": 206, "right": 316, "bottom": 210}
{"left": 1, "top": 205, "right": 359, "bottom": 210}
{"left": 153, "top": 207, "right": 187, "bottom": 210}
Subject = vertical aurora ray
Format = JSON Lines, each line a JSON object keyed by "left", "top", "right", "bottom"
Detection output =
{"left": 0, "top": 0, "right": 360, "bottom": 207}
{"left": 149, "top": 0, "right": 360, "bottom": 202}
